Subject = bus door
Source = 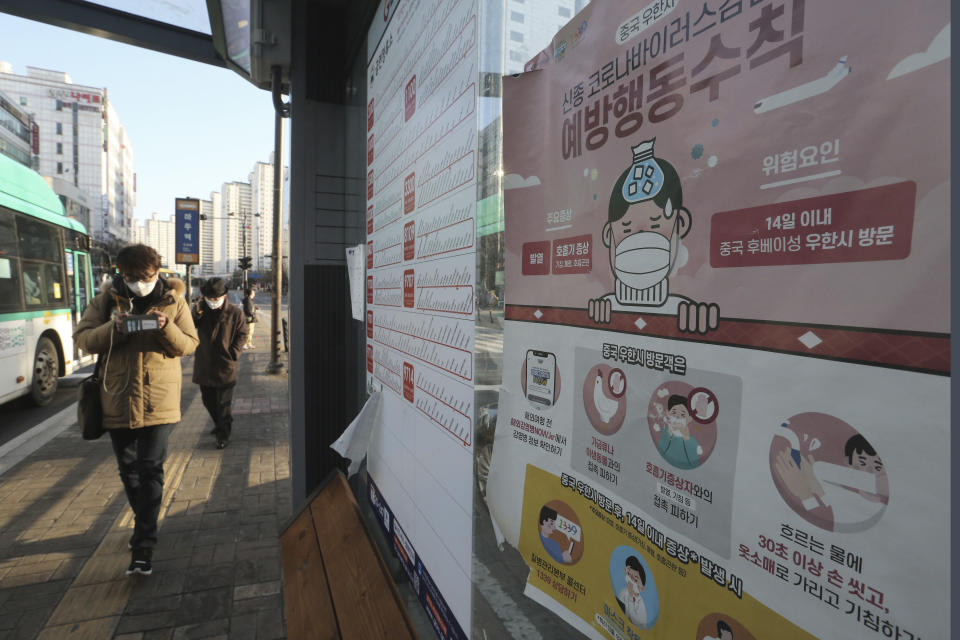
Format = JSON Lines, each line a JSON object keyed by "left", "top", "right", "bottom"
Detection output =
{"left": 65, "top": 250, "right": 93, "bottom": 364}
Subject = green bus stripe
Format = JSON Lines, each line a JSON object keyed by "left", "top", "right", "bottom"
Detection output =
{"left": 0, "top": 309, "right": 73, "bottom": 321}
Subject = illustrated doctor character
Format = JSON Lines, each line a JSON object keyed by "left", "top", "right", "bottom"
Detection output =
{"left": 774, "top": 433, "right": 889, "bottom": 532}
{"left": 587, "top": 139, "right": 719, "bottom": 333}
{"left": 616, "top": 555, "right": 648, "bottom": 627}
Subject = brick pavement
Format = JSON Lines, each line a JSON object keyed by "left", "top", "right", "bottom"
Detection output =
{"left": 0, "top": 324, "right": 291, "bottom": 639}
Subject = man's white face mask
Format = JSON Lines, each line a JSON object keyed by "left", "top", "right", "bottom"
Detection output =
{"left": 612, "top": 201, "right": 678, "bottom": 292}
{"left": 614, "top": 231, "right": 675, "bottom": 291}
{"left": 206, "top": 297, "right": 226, "bottom": 309}
{"left": 126, "top": 279, "right": 157, "bottom": 297}
{"left": 667, "top": 413, "right": 686, "bottom": 432}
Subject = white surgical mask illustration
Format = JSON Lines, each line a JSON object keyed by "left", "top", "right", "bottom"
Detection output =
{"left": 126, "top": 279, "right": 157, "bottom": 297}
{"left": 613, "top": 228, "right": 674, "bottom": 293}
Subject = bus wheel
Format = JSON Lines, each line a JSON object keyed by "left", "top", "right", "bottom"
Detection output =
{"left": 30, "top": 337, "right": 59, "bottom": 406}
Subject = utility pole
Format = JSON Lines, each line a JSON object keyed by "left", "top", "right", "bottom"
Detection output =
{"left": 269, "top": 66, "right": 290, "bottom": 374}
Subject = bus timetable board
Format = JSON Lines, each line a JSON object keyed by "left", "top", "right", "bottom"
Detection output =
{"left": 365, "top": 0, "right": 479, "bottom": 637}
{"left": 175, "top": 198, "right": 200, "bottom": 265}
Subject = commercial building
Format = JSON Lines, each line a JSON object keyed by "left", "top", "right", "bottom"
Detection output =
{"left": 0, "top": 63, "right": 135, "bottom": 244}
{"left": 0, "top": 85, "right": 34, "bottom": 168}
{"left": 44, "top": 175, "right": 92, "bottom": 232}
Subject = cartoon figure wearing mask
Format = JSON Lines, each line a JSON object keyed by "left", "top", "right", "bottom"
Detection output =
{"left": 587, "top": 139, "right": 719, "bottom": 333}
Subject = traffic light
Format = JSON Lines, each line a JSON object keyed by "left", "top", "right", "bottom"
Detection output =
{"left": 238, "top": 256, "right": 252, "bottom": 271}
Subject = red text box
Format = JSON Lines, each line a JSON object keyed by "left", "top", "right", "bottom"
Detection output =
{"left": 366, "top": 275, "right": 373, "bottom": 304}
{"left": 366, "top": 344, "right": 373, "bottom": 373}
{"left": 551, "top": 233, "right": 593, "bottom": 274}
{"left": 522, "top": 241, "right": 551, "bottom": 276}
{"left": 367, "top": 205, "right": 374, "bottom": 234}
{"left": 403, "top": 269, "right": 415, "bottom": 308}
{"left": 404, "top": 173, "right": 416, "bottom": 214}
{"left": 366, "top": 310, "right": 373, "bottom": 339}
{"left": 405, "top": 75, "right": 417, "bottom": 122}
{"left": 367, "top": 169, "right": 374, "bottom": 199}
{"left": 367, "top": 240, "right": 374, "bottom": 270}
{"left": 404, "top": 220, "right": 416, "bottom": 261}
{"left": 367, "top": 98, "right": 374, "bottom": 132}
{"left": 367, "top": 134, "right": 374, "bottom": 165}
{"left": 403, "top": 362, "right": 414, "bottom": 402}
{"left": 710, "top": 182, "right": 916, "bottom": 267}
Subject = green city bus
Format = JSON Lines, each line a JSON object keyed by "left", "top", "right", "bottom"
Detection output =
{"left": 0, "top": 152, "right": 95, "bottom": 405}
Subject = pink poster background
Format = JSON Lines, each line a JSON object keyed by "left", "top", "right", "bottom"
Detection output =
{"left": 503, "top": 1, "right": 949, "bottom": 334}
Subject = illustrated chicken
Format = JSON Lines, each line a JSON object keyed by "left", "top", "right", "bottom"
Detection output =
{"left": 592, "top": 369, "right": 620, "bottom": 424}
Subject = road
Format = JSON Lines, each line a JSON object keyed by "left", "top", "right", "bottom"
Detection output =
{"left": 0, "top": 364, "right": 90, "bottom": 448}
{"left": 0, "top": 293, "right": 287, "bottom": 450}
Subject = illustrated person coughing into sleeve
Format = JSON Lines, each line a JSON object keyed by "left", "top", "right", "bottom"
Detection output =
{"left": 74, "top": 244, "right": 199, "bottom": 577}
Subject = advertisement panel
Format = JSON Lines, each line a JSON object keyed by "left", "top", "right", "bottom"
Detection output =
{"left": 487, "top": 2, "right": 950, "bottom": 639}
{"left": 175, "top": 198, "right": 200, "bottom": 265}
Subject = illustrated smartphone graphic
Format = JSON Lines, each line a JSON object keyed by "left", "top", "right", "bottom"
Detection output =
{"left": 526, "top": 350, "right": 556, "bottom": 407}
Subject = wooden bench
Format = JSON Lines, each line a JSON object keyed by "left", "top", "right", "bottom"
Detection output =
{"left": 280, "top": 471, "right": 419, "bottom": 640}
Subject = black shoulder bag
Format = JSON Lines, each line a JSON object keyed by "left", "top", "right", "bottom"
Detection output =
{"left": 78, "top": 356, "right": 105, "bottom": 440}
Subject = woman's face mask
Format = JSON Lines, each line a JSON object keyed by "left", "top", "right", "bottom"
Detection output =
{"left": 205, "top": 296, "right": 226, "bottom": 309}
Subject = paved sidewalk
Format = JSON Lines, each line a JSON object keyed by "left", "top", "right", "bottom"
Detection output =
{"left": 0, "top": 325, "right": 291, "bottom": 639}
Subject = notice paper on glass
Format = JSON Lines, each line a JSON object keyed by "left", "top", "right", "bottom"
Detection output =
{"left": 345, "top": 244, "right": 365, "bottom": 321}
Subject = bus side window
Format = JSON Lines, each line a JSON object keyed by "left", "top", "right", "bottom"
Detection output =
{"left": 18, "top": 218, "right": 60, "bottom": 260}
{"left": 0, "top": 257, "right": 21, "bottom": 312}
{"left": 22, "top": 263, "right": 44, "bottom": 305}
{"left": 0, "top": 210, "right": 17, "bottom": 257}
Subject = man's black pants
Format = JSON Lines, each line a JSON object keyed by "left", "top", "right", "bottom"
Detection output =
{"left": 201, "top": 383, "right": 235, "bottom": 442}
{"left": 109, "top": 422, "right": 175, "bottom": 551}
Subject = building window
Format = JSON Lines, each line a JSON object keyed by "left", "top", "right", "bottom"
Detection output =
{"left": 56, "top": 99, "right": 62, "bottom": 111}
{"left": 19, "top": 97, "right": 26, "bottom": 106}
{"left": 56, "top": 122, "right": 62, "bottom": 135}
{"left": 511, "top": 10, "right": 524, "bottom": 22}
{"left": 510, "top": 30, "right": 524, "bottom": 43}
{"left": 56, "top": 142, "right": 62, "bottom": 154}
{"left": 559, "top": 6, "right": 571, "bottom": 16}
{"left": 57, "top": 162, "right": 63, "bottom": 174}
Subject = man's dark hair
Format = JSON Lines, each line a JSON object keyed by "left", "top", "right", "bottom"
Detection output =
{"left": 116, "top": 244, "right": 161, "bottom": 278}
{"left": 717, "top": 620, "right": 733, "bottom": 636}
{"left": 625, "top": 555, "right": 646, "bottom": 585}
{"left": 245, "top": 288, "right": 253, "bottom": 296}
{"left": 608, "top": 154, "right": 684, "bottom": 223}
{"left": 539, "top": 506, "right": 558, "bottom": 526}
{"left": 844, "top": 434, "right": 877, "bottom": 464}
{"left": 667, "top": 394, "right": 688, "bottom": 411}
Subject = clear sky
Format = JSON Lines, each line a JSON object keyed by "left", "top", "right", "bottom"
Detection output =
{"left": 0, "top": 10, "right": 278, "bottom": 222}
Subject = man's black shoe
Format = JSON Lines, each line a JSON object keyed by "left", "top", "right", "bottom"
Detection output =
{"left": 126, "top": 548, "right": 152, "bottom": 576}
{"left": 216, "top": 440, "right": 227, "bottom": 449}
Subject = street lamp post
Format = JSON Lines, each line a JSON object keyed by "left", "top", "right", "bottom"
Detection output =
{"left": 199, "top": 212, "right": 259, "bottom": 286}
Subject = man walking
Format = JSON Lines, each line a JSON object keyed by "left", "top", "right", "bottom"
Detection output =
{"left": 75, "top": 245, "right": 198, "bottom": 576}
{"left": 193, "top": 278, "right": 248, "bottom": 449}
{"left": 242, "top": 288, "right": 258, "bottom": 349}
